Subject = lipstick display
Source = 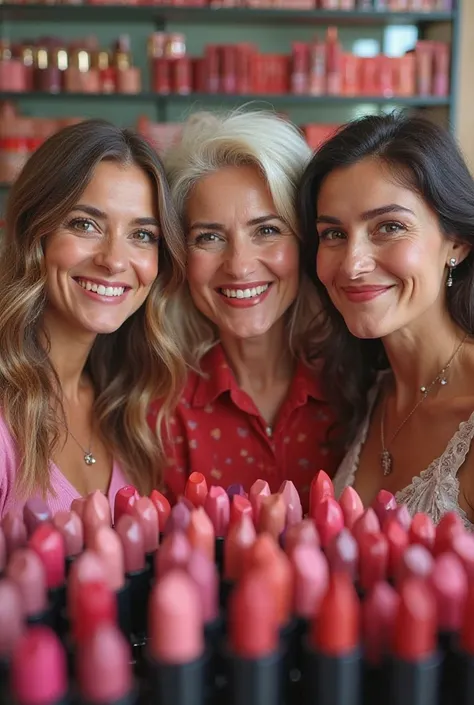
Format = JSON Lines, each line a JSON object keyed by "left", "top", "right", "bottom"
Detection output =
{"left": 0, "top": 474, "right": 472, "bottom": 705}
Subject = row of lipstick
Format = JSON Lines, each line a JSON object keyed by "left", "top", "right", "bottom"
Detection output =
{"left": 0, "top": 0, "right": 455, "bottom": 8}
{"left": 1, "top": 472, "right": 474, "bottom": 705}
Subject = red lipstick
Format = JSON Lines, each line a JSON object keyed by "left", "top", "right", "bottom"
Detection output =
{"left": 409, "top": 512, "right": 435, "bottom": 551}
{"left": 362, "top": 582, "right": 399, "bottom": 705}
{"left": 371, "top": 490, "right": 397, "bottom": 525}
{"left": 358, "top": 532, "right": 389, "bottom": 594}
{"left": 11, "top": 626, "right": 68, "bottom": 705}
{"left": 339, "top": 486, "right": 364, "bottom": 530}
{"left": 352, "top": 508, "right": 380, "bottom": 545}
{"left": 223, "top": 513, "right": 256, "bottom": 597}
{"left": 115, "top": 515, "right": 150, "bottom": 639}
{"left": 390, "top": 578, "right": 440, "bottom": 705}
{"left": 113, "top": 486, "right": 140, "bottom": 526}
{"left": 433, "top": 511, "right": 465, "bottom": 556}
{"left": 149, "top": 490, "right": 171, "bottom": 534}
{"left": 71, "top": 580, "right": 117, "bottom": 645}
{"left": 227, "top": 568, "right": 280, "bottom": 705}
{"left": 383, "top": 516, "right": 409, "bottom": 580}
{"left": 67, "top": 551, "right": 107, "bottom": 623}
{"left": 309, "top": 470, "right": 334, "bottom": 517}
{"left": 148, "top": 570, "right": 205, "bottom": 705}
{"left": 305, "top": 572, "right": 361, "bottom": 705}
{"left": 29, "top": 524, "right": 66, "bottom": 633}
{"left": 76, "top": 623, "right": 136, "bottom": 705}
{"left": 342, "top": 285, "right": 392, "bottom": 303}
{"left": 313, "top": 497, "right": 344, "bottom": 548}
{"left": 230, "top": 495, "right": 253, "bottom": 528}
{"left": 184, "top": 472, "right": 208, "bottom": 508}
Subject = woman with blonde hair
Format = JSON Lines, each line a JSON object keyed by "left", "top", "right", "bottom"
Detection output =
{"left": 0, "top": 118, "right": 186, "bottom": 518}
{"left": 149, "top": 109, "right": 340, "bottom": 508}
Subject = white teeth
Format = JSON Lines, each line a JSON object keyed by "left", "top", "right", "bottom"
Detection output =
{"left": 77, "top": 279, "right": 125, "bottom": 297}
{"left": 220, "top": 284, "right": 269, "bottom": 299}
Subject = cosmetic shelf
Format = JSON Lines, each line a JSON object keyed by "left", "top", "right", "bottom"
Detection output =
{"left": 0, "top": 91, "right": 451, "bottom": 106}
{"left": 0, "top": 4, "right": 455, "bottom": 25}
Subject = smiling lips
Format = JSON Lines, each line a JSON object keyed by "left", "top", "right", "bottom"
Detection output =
{"left": 75, "top": 277, "right": 130, "bottom": 302}
{"left": 342, "top": 285, "right": 393, "bottom": 303}
{"left": 217, "top": 282, "right": 272, "bottom": 308}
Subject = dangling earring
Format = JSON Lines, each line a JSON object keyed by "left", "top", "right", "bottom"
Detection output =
{"left": 447, "top": 257, "right": 456, "bottom": 287}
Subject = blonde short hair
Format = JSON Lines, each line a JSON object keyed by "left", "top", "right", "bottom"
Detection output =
{"left": 162, "top": 108, "right": 322, "bottom": 367}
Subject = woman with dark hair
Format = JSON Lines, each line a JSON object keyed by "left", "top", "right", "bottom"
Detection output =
{"left": 298, "top": 112, "right": 474, "bottom": 526}
{"left": 0, "top": 119, "right": 186, "bottom": 518}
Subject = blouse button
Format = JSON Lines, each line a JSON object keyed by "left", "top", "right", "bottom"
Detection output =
{"left": 266, "top": 426, "right": 273, "bottom": 437}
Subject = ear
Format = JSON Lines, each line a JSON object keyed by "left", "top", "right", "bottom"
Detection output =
{"left": 449, "top": 240, "right": 471, "bottom": 266}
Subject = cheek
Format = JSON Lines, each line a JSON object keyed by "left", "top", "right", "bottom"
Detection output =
{"left": 380, "top": 241, "right": 433, "bottom": 281}
{"left": 186, "top": 251, "right": 218, "bottom": 293}
{"left": 44, "top": 235, "right": 87, "bottom": 272}
{"left": 136, "top": 248, "right": 159, "bottom": 287}
{"left": 316, "top": 248, "right": 333, "bottom": 287}
{"left": 268, "top": 240, "right": 299, "bottom": 281}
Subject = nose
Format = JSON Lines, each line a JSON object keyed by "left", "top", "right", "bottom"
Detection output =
{"left": 339, "top": 237, "right": 376, "bottom": 280}
{"left": 222, "top": 241, "right": 257, "bottom": 280}
{"left": 93, "top": 235, "right": 128, "bottom": 274}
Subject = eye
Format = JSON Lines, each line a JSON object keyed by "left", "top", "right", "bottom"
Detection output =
{"left": 69, "top": 217, "right": 97, "bottom": 234}
{"left": 193, "top": 232, "right": 224, "bottom": 246}
{"left": 132, "top": 229, "right": 159, "bottom": 244}
{"left": 318, "top": 228, "right": 346, "bottom": 242}
{"left": 257, "top": 225, "right": 280, "bottom": 237}
{"left": 378, "top": 222, "right": 406, "bottom": 235}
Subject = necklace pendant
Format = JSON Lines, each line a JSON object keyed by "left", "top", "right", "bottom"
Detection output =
{"left": 380, "top": 450, "right": 393, "bottom": 476}
{"left": 84, "top": 452, "right": 96, "bottom": 466}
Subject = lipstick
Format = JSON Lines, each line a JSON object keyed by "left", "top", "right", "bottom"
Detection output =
{"left": 313, "top": 497, "right": 344, "bottom": 548}
{"left": 131, "top": 496, "right": 159, "bottom": 576}
{"left": 114, "top": 486, "right": 140, "bottom": 526}
{"left": 454, "top": 581, "right": 474, "bottom": 705}
{"left": 2, "top": 512, "right": 27, "bottom": 557}
{"left": 29, "top": 524, "right": 67, "bottom": 634}
{"left": 147, "top": 570, "right": 206, "bottom": 705}
{"left": 67, "top": 551, "right": 107, "bottom": 624}
{"left": 164, "top": 501, "right": 191, "bottom": 536}
{"left": 52, "top": 510, "right": 84, "bottom": 573}
{"left": 115, "top": 515, "right": 151, "bottom": 640}
{"left": 279, "top": 480, "right": 303, "bottom": 527}
{"left": 325, "top": 527, "right": 359, "bottom": 582}
{"left": 389, "top": 578, "right": 440, "bottom": 705}
{"left": 429, "top": 552, "right": 467, "bottom": 704}
{"left": 452, "top": 532, "right": 474, "bottom": 579}
{"left": 222, "top": 513, "right": 256, "bottom": 609}
{"left": 383, "top": 517, "right": 409, "bottom": 581}
{"left": 156, "top": 531, "right": 192, "bottom": 576}
{"left": 11, "top": 626, "right": 69, "bottom": 705}
{"left": 258, "top": 494, "right": 286, "bottom": 542}
{"left": 230, "top": 495, "right": 253, "bottom": 528}
{"left": 362, "top": 582, "right": 399, "bottom": 705}
{"left": 309, "top": 470, "right": 334, "bottom": 517}
{"left": 23, "top": 498, "right": 52, "bottom": 536}
{"left": 203, "top": 485, "right": 230, "bottom": 572}
{"left": 358, "top": 532, "right": 389, "bottom": 595}
{"left": 352, "top": 508, "right": 380, "bottom": 545}
{"left": 0, "top": 578, "right": 24, "bottom": 699}
{"left": 227, "top": 568, "right": 280, "bottom": 705}
{"left": 339, "top": 486, "right": 364, "bottom": 530}
{"left": 304, "top": 571, "right": 361, "bottom": 705}
{"left": 149, "top": 489, "right": 171, "bottom": 540}
{"left": 433, "top": 511, "right": 465, "bottom": 556}
{"left": 76, "top": 623, "right": 137, "bottom": 705}
{"left": 89, "top": 525, "right": 131, "bottom": 641}
{"left": 83, "top": 491, "right": 112, "bottom": 546}
{"left": 71, "top": 580, "right": 117, "bottom": 645}
{"left": 386, "top": 504, "right": 412, "bottom": 532}
{"left": 185, "top": 472, "right": 209, "bottom": 508}
{"left": 187, "top": 507, "right": 215, "bottom": 563}
{"left": 284, "top": 518, "right": 320, "bottom": 558}
{"left": 249, "top": 479, "right": 270, "bottom": 524}
{"left": 7, "top": 548, "right": 52, "bottom": 627}
{"left": 371, "top": 490, "right": 397, "bottom": 525}
{"left": 408, "top": 512, "right": 435, "bottom": 551}
{"left": 71, "top": 498, "right": 86, "bottom": 521}
{"left": 227, "top": 484, "right": 247, "bottom": 500}
{"left": 397, "top": 544, "right": 434, "bottom": 585}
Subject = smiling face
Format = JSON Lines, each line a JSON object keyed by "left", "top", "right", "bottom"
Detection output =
{"left": 315, "top": 157, "right": 469, "bottom": 340}
{"left": 43, "top": 160, "right": 160, "bottom": 337}
{"left": 185, "top": 164, "right": 300, "bottom": 341}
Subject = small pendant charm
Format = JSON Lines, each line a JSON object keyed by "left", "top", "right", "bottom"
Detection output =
{"left": 440, "top": 377, "right": 448, "bottom": 386}
{"left": 84, "top": 452, "right": 96, "bottom": 466}
{"left": 420, "top": 386, "right": 427, "bottom": 394}
{"left": 380, "top": 449, "right": 393, "bottom": 476}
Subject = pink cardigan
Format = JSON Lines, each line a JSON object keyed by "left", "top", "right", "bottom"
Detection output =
{"left": 0, "top": 411, "right": 128, "bottom": 520}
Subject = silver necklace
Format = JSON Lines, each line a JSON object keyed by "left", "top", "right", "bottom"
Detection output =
{"left": 65, "top": 426, "right": 96, "bottom": 466}
{"left": 380, "top": 335, "right": 467, "bottom": 477}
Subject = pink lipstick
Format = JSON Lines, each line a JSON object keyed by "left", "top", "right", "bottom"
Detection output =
{"left": 342, "top": 285, "right": 393, "bottom": 303}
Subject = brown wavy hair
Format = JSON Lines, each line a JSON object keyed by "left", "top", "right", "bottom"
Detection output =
{"left": 0, "top": 119, "right": 187, "bottom": 497}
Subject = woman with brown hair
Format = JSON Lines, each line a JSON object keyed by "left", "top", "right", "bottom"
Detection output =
{"left": 0, "top": 118, "right": 186, "bottom": 518}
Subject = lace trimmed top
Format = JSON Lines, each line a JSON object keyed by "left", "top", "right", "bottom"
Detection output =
{"left": 333, "top": 372, "right": 474, "bottom": 530}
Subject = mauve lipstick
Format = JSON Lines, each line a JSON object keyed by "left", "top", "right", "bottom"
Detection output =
{"left": 52, "top": 510, "right": 84, "bottom": 572}
{"left": 23, "top": 498, "right": 52, "bottom": 536}
{"left": 279, "top": 480, "right": 303, "bottom": 527}
{"left": 203, "top": 485, "right": 230, "bottom": 572}
{"left": 284, "top": 519, "right": 320, "bottom": 558}
{"left": 115, "top": 515, "right": 150, "bottom": 640}
{"left": 7, "top": 548, "right": 52, "bottom": 627}
{"left": 2, "top": 512, "right": 27, "bottom": 557}
{"left": 249, "top": 479, "right": 271, "bottom": 525}
{"left": 164, "top": 502, "right": 191, "bottom": 536}
{"left": 156, "top": 531, "right": 192, "bottom": 577}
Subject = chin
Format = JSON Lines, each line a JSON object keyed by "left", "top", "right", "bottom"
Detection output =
{"left": 344, "top": 316, "right": 392, "bottom": 340}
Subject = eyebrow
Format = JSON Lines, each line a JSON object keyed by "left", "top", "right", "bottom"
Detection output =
{"left": 316, "top": 203, "right": 415, "bottom": 225}
{"left": 189, "top": 213, "right": 285, "bottom": 230}
{"left": 72, "top": 204, "right": 160, "bottom": 228}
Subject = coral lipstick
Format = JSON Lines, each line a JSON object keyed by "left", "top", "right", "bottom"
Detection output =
{"left": 455, "top": 582, "right": 474, "bottom": 705}
{"left": 304, "top": 571, "right": 361, "bottom": 705}
{"left": 409, "top": 513, "right": 435, "bottom": 551}
{"left": 433, "top": 511, "right": 465, "bottom": 556}
{"left": 309, "top": 470, "right": 334, "bottom": 516}
{"left": 397, "top": 544, "right": 434, "bottom": 585}
{"left": 249, "top": 479, "right": 270, "bottom": 525}
{"left": 227, "top": 569, "right": 280, "bottom": 705}
{"left": 390, "top": 578, "right": 440, "bottom": 705}
{"left": 222, "top": 513, "right": 256, "bottom": 607}
{"left": 83, "top": 491, "right": 112, "bottom": 547}
{"left": 76, "top": 623, "right": 137, "bottom": 705}
{"left": 149, "top": 489, "right": 171, "bottom": 535}
{"left": 147, "top": 570, "right": 205, "bottom": 705}
{"left": 352, "top": 508, "right": 380, "bottom": 545}
{"left": 187, "top": 508, "right": 215, "bottom": 564}
{"left": 114, "top": 486, "right": 140, "bottom": 526}
{"left": 185, "top": 472, "right": 208, "bottom": 508}
{"left": 339, "top": 487, "right": 364, "bottom": 530}
{"left": 383, "top": 517, "right": 409, "bottom": 581}
{"left": 258, "top": 494, "right": 286, "bottom": 541}
{"left": 230, "top": 496, "right": 253, "bottom": 528}
{"left": 11, "top": 627, "right": 69, "bottom": 705}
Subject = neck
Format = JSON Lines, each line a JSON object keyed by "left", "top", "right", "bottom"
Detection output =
{"left": 41, "top": 309, "right": 97, "bottom": 402}
{"left": 220, "top": 321, "right": 293, "bottom": 391}
{"left": 382, "top": 308, "right": 467, "bottom": 407}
